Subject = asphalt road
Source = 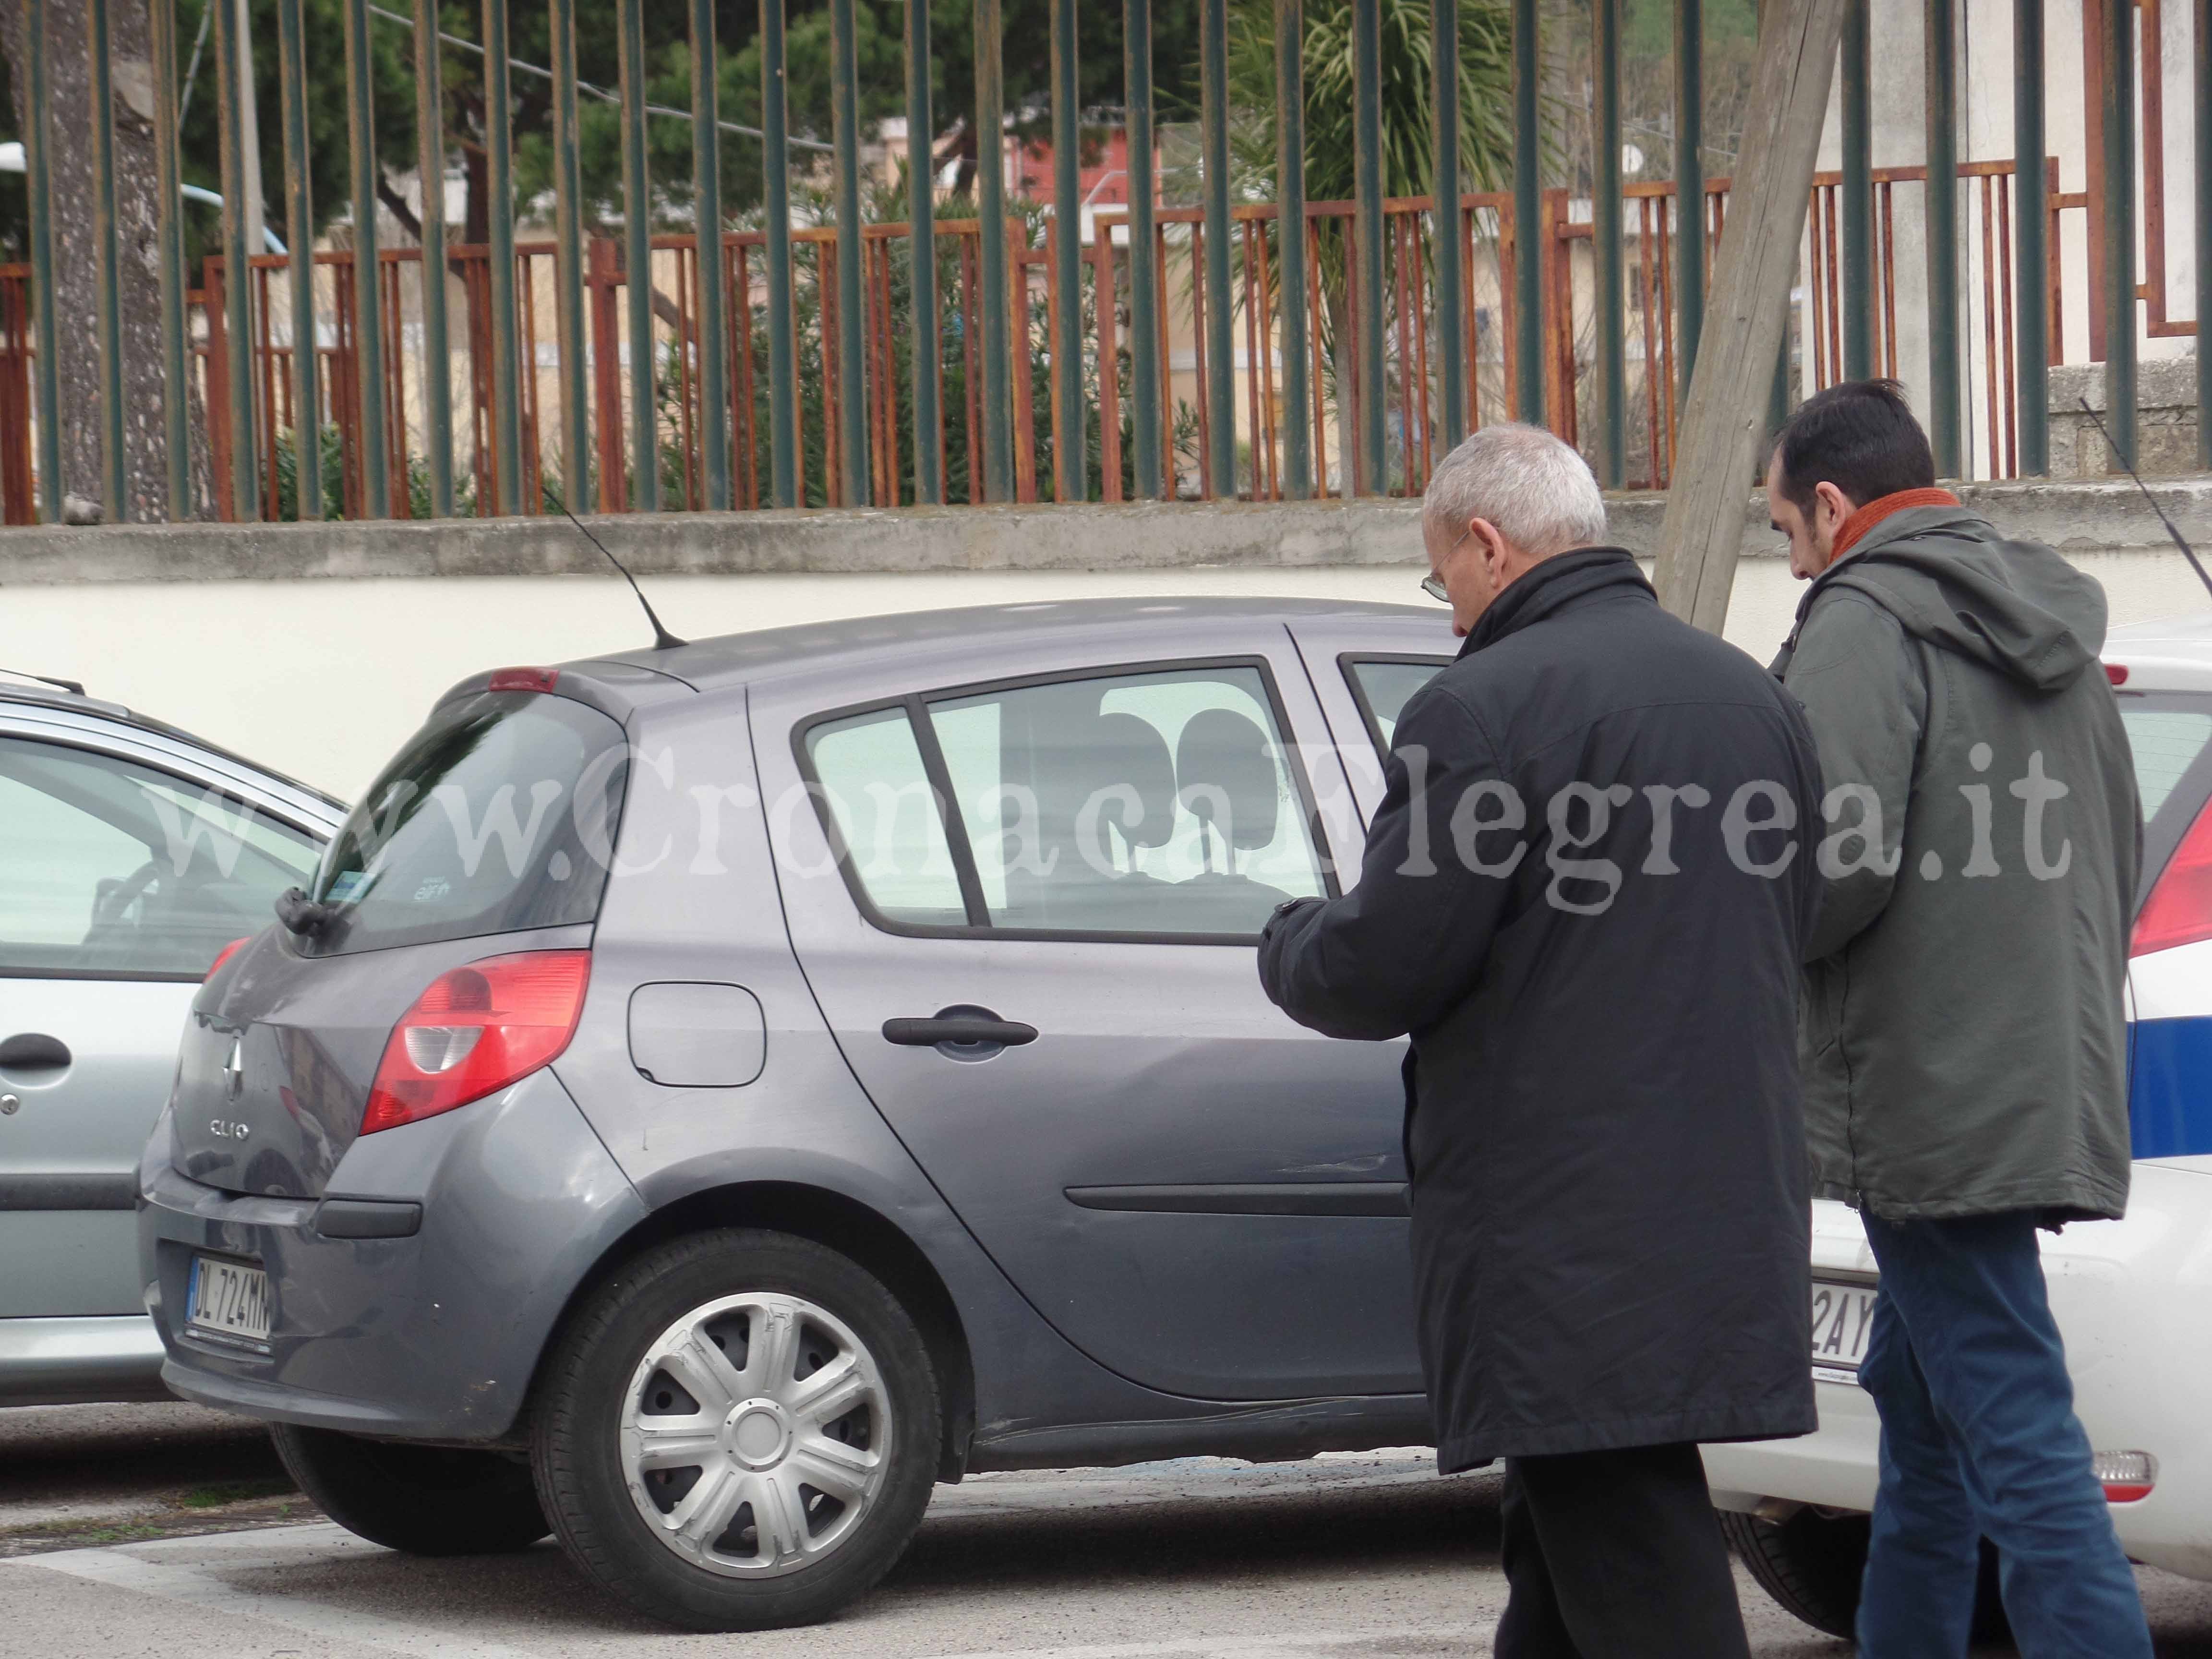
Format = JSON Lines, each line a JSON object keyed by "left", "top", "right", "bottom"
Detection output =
{"left": 4, "top": 1403, "right": 2212, "bottom": 1657}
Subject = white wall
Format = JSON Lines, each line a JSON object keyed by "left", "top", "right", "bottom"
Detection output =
{"left": 11, "top": 549, "right": 2207, "bottom": 804}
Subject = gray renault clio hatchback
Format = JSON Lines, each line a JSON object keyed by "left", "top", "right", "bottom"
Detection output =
{"left": 140, "top": 598, "right": 1453, "bottom": 1630}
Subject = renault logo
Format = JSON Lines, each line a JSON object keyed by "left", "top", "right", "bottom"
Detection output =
{"left": 223, "top": 1034, "right": 245, "bottom": 1103}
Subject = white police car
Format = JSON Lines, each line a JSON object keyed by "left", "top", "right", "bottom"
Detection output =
{"left": 1707, "top": 610, "right": 2212, "bottom": 1635}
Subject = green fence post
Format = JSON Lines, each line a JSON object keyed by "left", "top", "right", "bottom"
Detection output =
{"left": 831, "top": 0, "right": 867, "bottom": 505}
{"left": 618, "top": 0, "right": 656, "bottom": 511}
{"left": 413, "top": 0, "right": 454, "bottom": 515}
{"left": 345, "top": 0, "right": 389, "bottom": 516}
{"left": 550, "top": 0, "right": 589, "bottom": 507}
{"left": 1431, "top": 0, "right": 1464, "bottom": 454}
{"left": 1050, "top": 0, "right": 1083, "bottom": 502}
{"left": 23, "top": 0, "right": 61, "bottom": 521}
{"left": 1351, "top": 0, "right": 1383, "bottom": 491}
{"left": 2016, "top": 0, "right": 2048, "bottom": 473}
{"left": 483, "top": 0, "right": 522, "bottom": 512}
{"left": 151, "top": 0, "right": 192, "bottom": 517}
{"left": 88, "top": 0, "right": 125, "bottom": 517}
{"left": 1673, "top": 0, "right": 1702, "bottom": 404}
{"left": 762, "top": 0, "right": 798, "bottom": 507}
{"left": 2104, "top": 0, "right": 2138, "bottom": 469}
{"left": 1592, "top": 0, "right": 1623, "bottom": 487}
{"left": 1924, "top": 0, "right": 1960, "bottom": 476}
{"left": 277, "top": 0, "right": 321, "bottom": 517}
{"left": 1839, "top": 0, "right": 1873, "bottom": 381}
{"left": 1511, "top": 0, "right": 1541, "bottom": 426}
{"left": 1125, "top": 0, "right": 1162, "bottom": 499}
{"left": 694, "top": 0, "right": 732, "bottom": 510}
{"left": 2198, "top": 0, "right": 2211, "bottom": 470}
{"left": 974, "top": 0, "right": 1012, "bottom": 503}
{"left": 213, "top": 0, "right": 260, "bottom": 518}
{"left": 907, "top": 0, "right": 942, "bottom": 504}
{"left": 1200, "top": 0, "right": 1234, "bottom": 497}
{"left": 1275, "top": 0, "right": 1310, "bottom": 496}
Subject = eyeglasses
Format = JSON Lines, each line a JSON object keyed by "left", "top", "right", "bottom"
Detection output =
{"left": 1421, "top": 527, "right": 1472, "bottom": 604}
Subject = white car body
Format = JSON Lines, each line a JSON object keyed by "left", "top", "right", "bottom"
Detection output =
{"left": 1705, "top": 611, "right": 2212, "bottom": 1584}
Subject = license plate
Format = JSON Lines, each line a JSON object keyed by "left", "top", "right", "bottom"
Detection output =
{"left": 187, "top": 1255, "right": 272, "bottom": 1348}
{"left": 1810, "top": 1279, "right": 1878, "bottom": 1379}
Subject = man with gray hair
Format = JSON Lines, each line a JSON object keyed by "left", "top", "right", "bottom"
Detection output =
{"left": 1260, "top": 423, "right": 1825, "bottom": 1657}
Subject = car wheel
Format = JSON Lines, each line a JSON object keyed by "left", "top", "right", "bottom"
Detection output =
{"left": 1719, "top": 1508, "right": 2011, "bottom": 1643}
{"left": 271, "top": 1423, "right": 550, "bottom": 1555}
{"left": 531, "top": 1228, "right": 940, "bottom": 1632}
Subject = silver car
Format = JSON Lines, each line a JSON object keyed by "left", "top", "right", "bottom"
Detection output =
{"left": 1, "top": 671, "right": 339, "bottom": 1405}
{"left": 139, "top": 599, "right": 1454, "bottom": 1628}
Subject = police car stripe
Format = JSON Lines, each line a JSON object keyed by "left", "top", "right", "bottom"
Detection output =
{"left": 2132, "top": 1016, "right": 2212, "bottom": 1158}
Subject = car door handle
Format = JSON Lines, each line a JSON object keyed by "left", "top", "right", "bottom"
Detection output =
{"left": 0, "top": 1034, "right": 71, "bottom": 1072}
{"left": 881, "top": 1012, "right": 1038, "bottom": 1049}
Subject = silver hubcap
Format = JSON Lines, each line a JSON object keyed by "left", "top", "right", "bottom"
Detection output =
{"left": 619, "top": 1291, "right": 891, "bottom": 1578}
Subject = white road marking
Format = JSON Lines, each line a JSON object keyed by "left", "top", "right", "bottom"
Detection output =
{"left": 9, "top": 1525, "right": 543, "bottom": 1659}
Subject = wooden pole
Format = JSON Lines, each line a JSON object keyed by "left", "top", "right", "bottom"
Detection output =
{"left": 1653, "top": 0, "right": 1849, "bottom": 633}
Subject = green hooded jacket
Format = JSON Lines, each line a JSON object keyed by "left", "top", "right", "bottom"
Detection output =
{"left": 1770, "top": 502, "right": 2141, "bottom": 1223}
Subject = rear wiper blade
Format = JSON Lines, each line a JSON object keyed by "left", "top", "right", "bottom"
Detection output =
{"left": 275, "top": 887, "right": 338, "bottom": 936}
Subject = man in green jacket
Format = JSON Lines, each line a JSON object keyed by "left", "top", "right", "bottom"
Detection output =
{"left": 1768, "top": 380, "right": 2148, "bottom": 1657}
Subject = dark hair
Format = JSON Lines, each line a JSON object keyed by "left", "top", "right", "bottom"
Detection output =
{"left": 1771, "top": 379, "right": 1936, "bottom": 515}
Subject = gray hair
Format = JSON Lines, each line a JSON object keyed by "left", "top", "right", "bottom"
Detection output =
{"left": 1421, "top": 422, "right": 1607, "bottom": 557}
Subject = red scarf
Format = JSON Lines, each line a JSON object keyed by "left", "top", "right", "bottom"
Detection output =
{"left": 1827, "top": 486, "right": 1961, "bottom": 567}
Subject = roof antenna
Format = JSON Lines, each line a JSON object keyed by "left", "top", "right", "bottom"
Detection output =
{"left": 2079, "top": 397, "right": 2212, "bottom": 604}
{"left": 541, "top": 483, "right": 688, "bottom": 650}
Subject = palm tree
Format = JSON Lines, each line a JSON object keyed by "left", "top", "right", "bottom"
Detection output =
{"left": 1227, "top": 0, "right": 1515, "bottom": 489}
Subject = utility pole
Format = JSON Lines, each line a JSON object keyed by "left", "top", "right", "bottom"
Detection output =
{"left": 1653, "top": 0, "right": 1850, "bottom": 633}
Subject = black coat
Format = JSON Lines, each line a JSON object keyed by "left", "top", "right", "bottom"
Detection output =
{"left": 1259, "top": 549, "right": 1822, "bottom": 1472}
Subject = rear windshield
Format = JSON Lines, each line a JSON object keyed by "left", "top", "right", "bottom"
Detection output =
{"left": 304, "top": 692, "right": 628, "bottom": 955}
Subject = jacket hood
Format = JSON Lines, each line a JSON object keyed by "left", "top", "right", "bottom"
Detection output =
{"left": 1799, "top": 505, "right": 2107, "bottom": 692}
{"left": 1460, "top": 546, "right": 1653, "bottom": 658}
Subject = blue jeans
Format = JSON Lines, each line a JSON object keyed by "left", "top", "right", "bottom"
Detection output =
{"left": 1856, "top": 1211, "right": 2150, "bottom": 1658}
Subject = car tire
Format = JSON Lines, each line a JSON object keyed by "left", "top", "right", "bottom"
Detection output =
{"left": 1719, "top": 1508, "right": 2012, "bottom": 1644}
{"left": 531, "top": 1228, "right": 941, "bottom": 1632}
{"left": 271, "top": 1423, "right": 551, "bottom": 1555}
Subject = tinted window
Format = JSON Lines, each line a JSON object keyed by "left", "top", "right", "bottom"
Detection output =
{"left": 805, "top": 708, "right": 967, "bottom": 927}
{"left": 2121, "top": 706, "right": 2212, "bottom": 822}
{"left": 0, "top": 738, "right": 320, "bottom": 978}
{"left": 1346, "top": 659, "right": 1449, "bottom": 752}
{"left": 927, "top": 666, "right": 1325, "bottom": 936}
{"left": 308, "top": 692, "right": 626, "bottom": 955}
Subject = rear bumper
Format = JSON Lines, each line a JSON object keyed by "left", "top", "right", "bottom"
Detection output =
{"left": 0, "top": 1315, "right": 170, "bottom": 1407}
{"left": 138, "top": 1068, "right": 649, "bottom": 1443}
{"left": 1706, "top": 1177, "right": 2212, "bottom": 1584}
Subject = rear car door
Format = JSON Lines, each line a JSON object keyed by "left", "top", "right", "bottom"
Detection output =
{"left": 756, "top": 627, "right": 1420, "bottom": 1401}
{"left": 0, "top": 720, "right": 324, "bottom": 1319}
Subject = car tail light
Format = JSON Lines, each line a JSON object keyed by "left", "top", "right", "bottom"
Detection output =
{"left": 2106, "top": 662, "right": 2130, "bottom": 686}
{"left": 487, "top": 667, "right": 560, "bottom": 694}
{"left": 2133, "top": 800, "right": 2212, "bottom": 956}
{"left": 2095, "top": 1450, "right": 2156, "bottom": 1503}
{"left": 206, "top": 937, "right": 251, "bottom": 980}
{"left": 361, "top": 951, "right": 591, "bottom": 1135}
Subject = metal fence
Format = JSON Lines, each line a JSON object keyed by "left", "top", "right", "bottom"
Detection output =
{"left": 0, "top": 0, "right": 2199, "bottom": 526}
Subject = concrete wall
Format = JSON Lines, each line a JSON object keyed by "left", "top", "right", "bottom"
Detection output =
{"left": 6, "top": 483, "right": 2211, "bottom": 801}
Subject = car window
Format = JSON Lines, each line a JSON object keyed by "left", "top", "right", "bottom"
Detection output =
{"left": 804, "top": 707, "right": 968, "bottom": 927}
{"left": 307, "top": 691, "right": 627, "bottom": 955}
{"left": 926, "top": 665, "right": 1326, "bottom": 936}
{"left": 0, "top": 737, "right": 321, "bottom": 978}
{"left": 1345, "top": 658, "right": 1449, "bottom": 753}
{"left": 2121, "top": 706, "right": 2212, "bottom": 822}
